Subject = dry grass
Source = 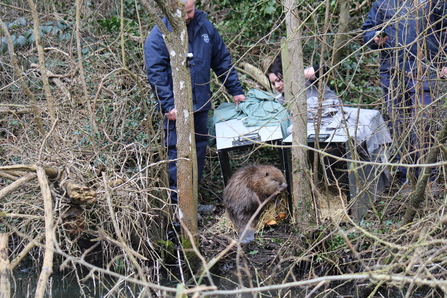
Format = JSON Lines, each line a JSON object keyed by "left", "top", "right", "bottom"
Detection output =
{"left": 2, "top": 1, "right": 447, "bottom": 297}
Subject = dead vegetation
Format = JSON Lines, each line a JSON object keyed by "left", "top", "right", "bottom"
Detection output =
{"left": 2, "top": 1, "right": 447, "bottom": 298}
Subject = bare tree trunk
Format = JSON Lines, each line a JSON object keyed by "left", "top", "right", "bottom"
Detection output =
{"left": 139, "top": 0, "right": 198, "bottom": 238}
{"left": 283, "top": 0, "right": 315, "bottom": 229}
{"left": 0, "top": 233, "right": 11, "bottom": 298}
{"left": 331, "top": 0, "right": 350, "bottom": 67}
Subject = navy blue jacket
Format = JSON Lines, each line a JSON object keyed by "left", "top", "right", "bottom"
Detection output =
{"left": 144, "top": 10, "right": 244, "bottom": 114}
{"left": 362, "top": 0, "right": 447, "bottom": 73}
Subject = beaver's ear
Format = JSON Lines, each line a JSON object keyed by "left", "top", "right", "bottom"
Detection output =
{"left": 265, "top": 172, "right": 269, "bottom": 177}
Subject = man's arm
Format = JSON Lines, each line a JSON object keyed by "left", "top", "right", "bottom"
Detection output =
{"left": 304, "top": 65, "right": 330, "bottom": 81}
{"left": 432, "top": 0, "right": 447, "bottom": 75}
{"left": 361, "top": 2, "right": 385, "bottom": 49}
{"left": 144, "top": 27, "right": 175, "bottom": 114}
{"left": 209, "top": 25, "right": 245, "bottom": 103}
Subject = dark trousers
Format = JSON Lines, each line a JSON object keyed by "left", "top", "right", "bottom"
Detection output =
{"left": 164, "top": 110, "right": 209, "bottom": 204}
{"left": 380, "top": 70, "right": 436, "bottom": 182}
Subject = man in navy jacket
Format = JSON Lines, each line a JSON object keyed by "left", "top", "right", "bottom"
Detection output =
{"left": 144, "top": 0, "right": 245, "bottom": 204}
{"left": 362, "top": 0, "right": 447, "bottom": 184}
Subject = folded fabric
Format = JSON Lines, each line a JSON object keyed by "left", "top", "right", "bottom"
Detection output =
{"left": 210, "top": 89, "right": 291, "bottom": 142}
{"left": 237, "top": 89, "right": 289, "bottom": 128}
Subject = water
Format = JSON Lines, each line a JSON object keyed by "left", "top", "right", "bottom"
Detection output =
{"left": 12, "top": 270, "right": 144, "bottom": 298}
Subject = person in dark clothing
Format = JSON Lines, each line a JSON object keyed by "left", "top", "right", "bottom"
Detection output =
{"left": 362, "top": 0, "right": 447, "bottom": 184}
{"left": 144, "top": 0, "right": 246, "bottom": 205}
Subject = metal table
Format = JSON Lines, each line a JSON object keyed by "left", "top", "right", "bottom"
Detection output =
{"left": 215, "top": 119, "right": 284, "bottom": 185}
{"left": 282, "top": 107, "right": 392, "bottom": 221}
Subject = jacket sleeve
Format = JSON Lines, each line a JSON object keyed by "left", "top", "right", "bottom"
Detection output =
{"left": 144, "top": 26, "right": 175, "bottom": 114}
{"left": 361, "top": 3, "right": 382, "bottom": 50}
{"left": 209, "top": 27, "right": 244, "bottom": 96}
{"left": 311, "top": 64, "right": 328, "bottom": 80}
{"left": 432, "top": 0, "right": 447, "bottom": 62}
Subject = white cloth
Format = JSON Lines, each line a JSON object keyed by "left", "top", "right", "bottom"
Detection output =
{"left": 287, "top": 107, "right": 392, "bottom": 160}
{"left": 307, "top": 96, "right": 341, "bottom": 119}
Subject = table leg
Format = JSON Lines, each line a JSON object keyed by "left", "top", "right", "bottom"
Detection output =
{"left": 281, "top": 145, "right": 294, "bottom": 215}
{"left": 346, "top": 139, "right": 377, "bottom": 222}
{"left": 217, "top": 149, "right": 232, "bottom": 186}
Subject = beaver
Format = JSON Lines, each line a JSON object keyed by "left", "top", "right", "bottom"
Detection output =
{"left": 223, "top": 164, "right": 287, "bottom": 244}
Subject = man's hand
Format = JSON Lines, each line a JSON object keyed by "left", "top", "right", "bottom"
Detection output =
{"left": 233, "top": 94, "right": 246, "bottom": 106}
{"left": 373, "top": 31, "right": 389, "bottom": 47}
{"left": 304, "top": 66, "right": 317, "bottom": 81}
{"left": 440, "top": 66, "right": 447, "bottom": 79}
{"left": 165, "top": 108, "right": 177, "bottom": 121}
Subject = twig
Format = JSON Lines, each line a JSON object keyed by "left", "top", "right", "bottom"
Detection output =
{"left": 11, "top": 233, "right": 45, "bottom": 270}
{"left": 75, "top": 0, "right": 99, "bottom": 147}
{"left": 0, "top": 172, "right": 37, "bottom": 200}
{"left": 102, "top": 172, "right": 151, "bottom": 295}
{"left": 401, "top": 117, "right": 447, "bottom": 229}
{"left": 27, "top": 0, "right": 56, "bottom": 120}
{"left": 238, "top": 184, "right": 288, "bottom": 244}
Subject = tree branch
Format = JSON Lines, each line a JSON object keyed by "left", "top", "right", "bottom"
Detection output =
{"left": 34, "top": 166, "right": 55, "bottom": 298}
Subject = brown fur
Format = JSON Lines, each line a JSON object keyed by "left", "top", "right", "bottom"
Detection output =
{"left": 223, "top": 164, "right": 287, "bottom": 243}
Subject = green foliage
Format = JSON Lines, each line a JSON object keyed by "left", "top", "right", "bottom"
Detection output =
{"left": 207, "top": 0, "right": 381, "bottom": 107}
{"left": 97, "top": 16, "right": 138, "bottom": 34}
{"left": 326, "top": 234, "right": 346, "bottom": 251}
{"left": 209, "top": 0, "right": 284, "bottom": 50}
{"left": 330, "top": 52, "right": 384, "bottom": 105}
{"left": 96, "top": 16, "right": 141, "bottom": 56}
{"left": 122, "top": 0, "right": 142, "bottom": 18}
{"left": 1, "top": 18, "right": 72, "bottom": 55}
{"left": 0, "top": 221, "right": 8, "bottom": 233}
{"left": 270, "top": 237, "right": 284, "bottom": 244}
{"left": 90, "top": 0, "right": 143, "bottom": 20}
{"left": 114, "top": 257, "right": 125, "bottom": 274}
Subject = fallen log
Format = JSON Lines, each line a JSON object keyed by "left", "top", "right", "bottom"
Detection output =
{"left": 0, "top": 165, "right": 97, "bottom": 204}
{"left": 0, "top": 165, "right": 59, "bottom": 180}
